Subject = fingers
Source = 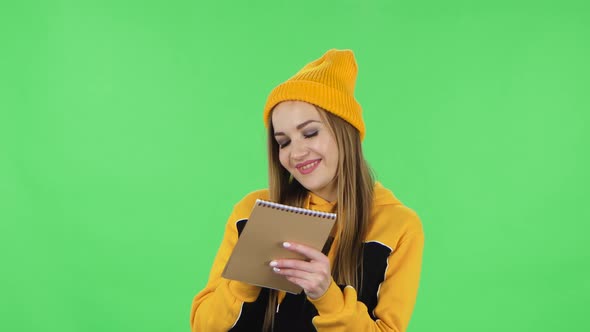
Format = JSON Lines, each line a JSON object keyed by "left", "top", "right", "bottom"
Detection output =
{"left": 270, "top": 258, "right": 318, "bottom": 273}
{"left": 269, "top": 242, "right": 329, "bottom": 273}
{"left": 282, "top": 242, "right": 327, "bottom": 262}
{"left": 270, "top": 259, "right": 328, "bottom": 277}
{"left": 271, "top": 262, "right": 311, "bottom": 273}
{"left": 269, "top": 242, "right": 332, "bottom": 299}
{"left": 284, "top": 276, "right": 322, "bottom": 294}
{"left": 273, "top": 267, "right": 330, "bottom": 299}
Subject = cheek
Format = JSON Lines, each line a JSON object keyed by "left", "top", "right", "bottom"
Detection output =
{"left": 278, "top": 150, "right": 290, "bottom": 169}
{"left": 316, "top": 140, "right": 338, "bottom": 165}
{"left": 324, "top": 147, "right": 339, "bottom": 170}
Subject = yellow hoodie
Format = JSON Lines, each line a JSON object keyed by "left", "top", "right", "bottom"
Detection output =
{"left": 190, "top": 182, "right": 424, "bottom": 332}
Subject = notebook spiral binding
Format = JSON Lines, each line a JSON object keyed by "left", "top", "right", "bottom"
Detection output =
{"left": 255, "top": 199, "right": 337, "bottom": 219}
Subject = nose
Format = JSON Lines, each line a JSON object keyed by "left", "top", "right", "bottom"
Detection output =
{"left": 289, "top": 139, "right": 309, "bottom": 161}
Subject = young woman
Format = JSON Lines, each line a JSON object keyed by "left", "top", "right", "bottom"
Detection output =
{"left": 190, "top": 49, "right": 424, "bottom": 332}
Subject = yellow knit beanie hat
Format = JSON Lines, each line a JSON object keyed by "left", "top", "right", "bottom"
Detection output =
{"left": 263, "top": 49, "right": 365, "bottom": 140}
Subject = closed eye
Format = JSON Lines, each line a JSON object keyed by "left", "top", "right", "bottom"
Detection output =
{"left": 276, "top": 130, "right": 318, "bottom": 149}
{"left": 304, "top": 130, "right": 318, "bottom": 139}
{"left": 278, "top": 140, "right": 290, "bottom": 149}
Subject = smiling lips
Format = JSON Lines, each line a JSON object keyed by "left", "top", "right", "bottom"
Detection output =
{"left": 295, "top": 159, "right": 321, "bottom": 175}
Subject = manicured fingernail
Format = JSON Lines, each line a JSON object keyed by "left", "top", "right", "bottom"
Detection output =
{"left": 273, "top": 267, "right": 280, "bottom": 272}
{"left": 269, "top": 261, "right": 278, "bottom": 267}
{"left": 283, "top": 242, "right": 291, "bottom": 248}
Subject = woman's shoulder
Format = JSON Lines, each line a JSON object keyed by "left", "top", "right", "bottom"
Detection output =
{"left": 230, "top": 188, "right": 271, "bottom": 215}
{"left": 222, "top": 189, "right": 271, "bottom": 226}
{"left": 368, "top": 182, "right": 423, "bottom": 243}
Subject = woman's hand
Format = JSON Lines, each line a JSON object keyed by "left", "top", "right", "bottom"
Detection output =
{"left": 269, "top": 242, "right": 332, "bottom": 299}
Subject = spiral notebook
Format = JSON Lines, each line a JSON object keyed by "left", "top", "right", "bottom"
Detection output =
{"left": 222, "top": 199, "right": 337, "bottom": 294}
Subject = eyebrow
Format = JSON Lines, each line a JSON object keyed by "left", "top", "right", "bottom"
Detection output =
{"left": 274, "top": 120, "right": 320, "bottom": 136}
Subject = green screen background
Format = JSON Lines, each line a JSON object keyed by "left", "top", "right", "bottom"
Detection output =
{"left": 1, "top": 1, "right": 588, "bottom": 331}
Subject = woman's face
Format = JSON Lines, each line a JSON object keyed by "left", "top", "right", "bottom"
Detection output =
{"left": 271, "top": 101, "right": 339, "bottom": 202}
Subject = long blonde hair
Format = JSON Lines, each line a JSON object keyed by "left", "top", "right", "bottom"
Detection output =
{"left": 263, "top": 106, "right": 374, "bottom": 331}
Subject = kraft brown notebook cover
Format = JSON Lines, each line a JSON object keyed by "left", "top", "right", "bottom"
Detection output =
{"left": 222, "top": 199, "right": 337, "bottom": 294}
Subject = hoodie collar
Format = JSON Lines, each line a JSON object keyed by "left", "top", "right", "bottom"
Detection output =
{"left": 304, "top": 181, "right": 401, "bottom": 211}
{"left": 306, "top": 191, "right": 336, "bottom": 212}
